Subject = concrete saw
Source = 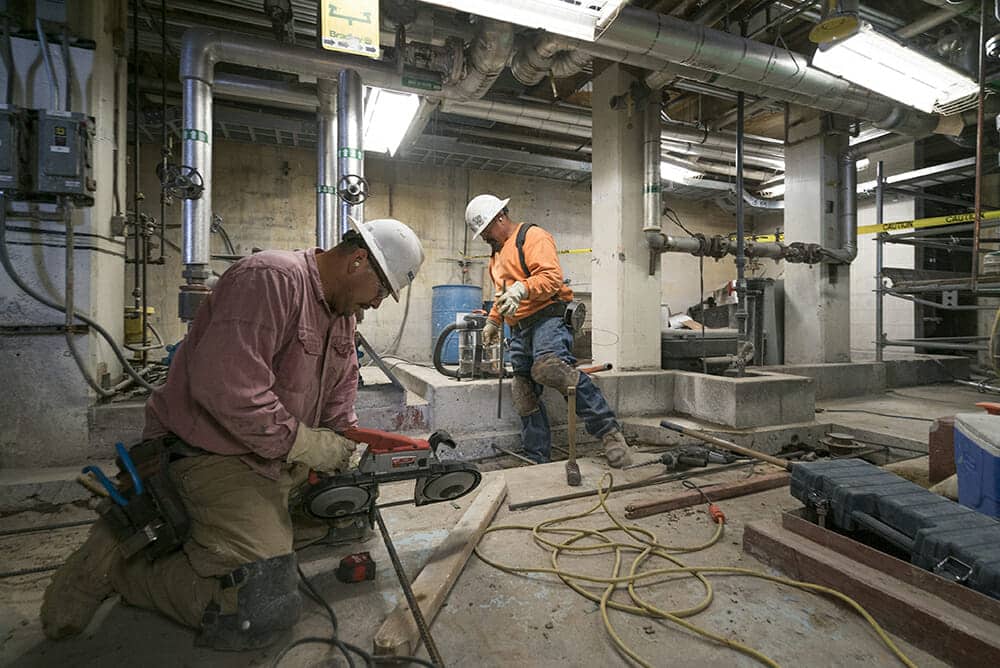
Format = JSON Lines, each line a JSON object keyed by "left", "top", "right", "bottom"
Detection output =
{"left": 301, "top": 427, "right": 481, "bottom": 521}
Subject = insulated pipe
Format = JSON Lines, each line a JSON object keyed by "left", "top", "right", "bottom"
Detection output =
{"left": 35, "top": 18, "right": 59, "bottom": 111}
{"left": 440, "top": 98, "right": 785, "bottom": 159}
{"left": 587, "top": 9, "right": 941, "bottom": 136}
{"left": 215, "top": 73, "right": 318, "bottom": 109}
{"left": 316, "top": 78, "right": 336, "bottom": 249}
{"left": 337, "top": 69, "right": 363, "bottom": 236}
{"left": 182, "top": 76, "right": 212, "bottom": 270}
{"left": 179, "top": 27, "right": 446, "bottom": 273}
{"left": 510, "top": 33, "right": 590, "bottom": 86}
{"left": 445, "top": 19, "right": 514, "bottom": 100}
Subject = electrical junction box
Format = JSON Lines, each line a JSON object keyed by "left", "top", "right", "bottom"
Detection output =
{"left": 33, "top": 110, "right": 96, "bottom": 205}
{"left": 0, "top": 105, "right": 32, "bottom": 195}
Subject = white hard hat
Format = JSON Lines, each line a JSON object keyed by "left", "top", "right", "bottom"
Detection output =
{"left": 465, "top": 194, "right": 510, "bottom": 237}
{"left": 350, "top": 218, "right": 425, "bottom": 301}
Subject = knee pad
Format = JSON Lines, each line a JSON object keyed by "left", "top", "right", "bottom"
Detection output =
{"left": 511, "top": 375, "right": 540, "bottom": 416}
{"left": 530, "top": 355, "right": 580, "bottom": 394}
{"left": 197, "top": 553, "right": 302, "bottom": 651}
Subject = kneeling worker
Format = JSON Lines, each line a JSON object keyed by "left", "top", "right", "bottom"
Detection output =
{"left": 465, "top": 193, "right": 632, "bottom": 467}
{"left": 41, "top": 219, "right": 425, "bottom": 650}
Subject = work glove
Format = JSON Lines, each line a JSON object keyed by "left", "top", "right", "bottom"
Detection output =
{"left": 482, "top": 320, "right": 501, "bottom": 346}
{"left": 495, "top": 281, "right": 528, "bottom": 317}
{"left": 287, "top": 425, "right": 357, "bottom": 474}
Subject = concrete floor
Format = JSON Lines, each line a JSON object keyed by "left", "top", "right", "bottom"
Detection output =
{"left": 1, "top": 382, "right": 991, "bottom": 667}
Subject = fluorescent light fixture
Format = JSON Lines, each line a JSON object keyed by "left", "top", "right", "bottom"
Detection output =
{"left": 660, "top": 162, "right": 703, "bottom": 184}
{"left": 416, "top": 0, "right": 627, "bottom": 41}
{"left": 855, "top": 157, "right": 870, "bottom": 171}
{"left": 363, "top": 87, "right": 420, "bottom": 157}
{"left": 812, "top": 23, "right": 978, "bottom": 114}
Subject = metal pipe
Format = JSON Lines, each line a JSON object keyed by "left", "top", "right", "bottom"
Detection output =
{"left": 510, "top": 33, "right": 590, "bottom": 86}
{"left": 883, "top": 339, "right": 988, "bottom": 351}
{"left": 35, "top": 18, "right": 59, "bottom": 111}
{"left": 131, "top": 0, "right": 147, "bottom": 364}
{"left": 1, "top": 17, "right": 13, "bottom": 105}
{"left": 972, "top": 0, "right": 987, "bottom": 291}
{"left": 337, "top": 69, "right": 363, "bottom": 236}
{"left": 734, "top": 91, "right": 747, "bottom": 374}
{"left": 215, "top": 73, "right": 318, "bottom": 110}
{"left": 896, "top": 7, "right": 966, "bottom": 40}
{"left": 875, "top": 161, "right": 885, "bottom": 362}
{"left": 316, "top": 78, "right": 336, "bottom": 249}
{"left": 824, "top": 150, "right": 858, "bottom": 264}
{"left": 181, "top": 76, "right": 212, "bottom": 270}
{"left": 643, "top": 91, "right": 662, "bottom": 240}
{"left": 440, "top": 98, "right": 785, "bottom": 158}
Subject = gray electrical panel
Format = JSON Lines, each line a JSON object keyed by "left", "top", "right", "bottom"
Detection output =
{"left": 0, "top": 105, "right": 32, "bottom": 195}
{"left": 33, "top": 110, "right": 96, "bottom": 204}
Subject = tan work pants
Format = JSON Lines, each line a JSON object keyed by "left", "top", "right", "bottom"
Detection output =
{"left": 100, "top": 454, "right": 326, "bottom": 628}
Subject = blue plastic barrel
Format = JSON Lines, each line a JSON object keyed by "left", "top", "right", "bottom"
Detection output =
{"left": 431, "top": 284, "right": 482, "bottom": 364}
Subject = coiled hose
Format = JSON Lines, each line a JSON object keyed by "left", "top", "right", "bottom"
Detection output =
{"left": 475, "top": 473, "right": 916, "bottom": 668}
{"left": 433, "top": 322, "right": 465, "bottom": 379}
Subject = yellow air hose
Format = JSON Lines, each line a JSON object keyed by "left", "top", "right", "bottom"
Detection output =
{"left": 474, "top": 474, "right": 916, "bottom": 668}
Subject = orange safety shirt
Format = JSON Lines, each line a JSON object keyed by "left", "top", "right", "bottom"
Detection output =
{"left": 487, "top": 222, "right": 574, "bottom": 326}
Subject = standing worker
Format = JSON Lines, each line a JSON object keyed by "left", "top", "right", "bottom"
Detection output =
{"left": 41, "top": 219, "right": 425, "bottom": 650}
{"left": 465, "top": 194, "right": 632, "bottom": 467}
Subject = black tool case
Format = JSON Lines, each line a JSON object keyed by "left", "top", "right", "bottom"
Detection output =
{"left": 790, "top": 458, "right": 1000, "bottom": 600}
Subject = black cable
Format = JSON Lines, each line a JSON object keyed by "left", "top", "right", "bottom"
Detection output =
{"left": 815, "top": 408, "right": 933, "bottom": 423}
{"left": 681, "top": 479, "right": 714, "bottom": 504}
{"left": 663, "top": 206, "right": 696, "bottom": 237}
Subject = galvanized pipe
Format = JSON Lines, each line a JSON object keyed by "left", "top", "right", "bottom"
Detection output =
{"left": 316, "top": 78, "right": 336, "bottom": 249}
{"left": 182, "top": 76, "right": 212, "bottom": 270}
{"left": 644, "top": 91, "right": 663, "bottom": 257}
{"left": 875, "top": 161, "right": 885, "bottom": 361}
{"left": 824, "top": 149, "right": 859, "bottom": 264}
{"left": 337, "top": 69, "right": 363, "bottom": 236}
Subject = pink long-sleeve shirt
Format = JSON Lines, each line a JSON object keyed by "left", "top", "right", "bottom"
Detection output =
{"left": 144, "top": 248, "right": 359, "bottom": 480}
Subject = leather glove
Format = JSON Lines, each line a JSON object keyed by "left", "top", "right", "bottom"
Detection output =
{"left": 287, "top": 425, "right": 357, "bottom": 474}
{"left": 482, "top": 320, "right": 501, "bottom": 346}
{"left": 495, "top": 281, "right": 528, "bottom": 317}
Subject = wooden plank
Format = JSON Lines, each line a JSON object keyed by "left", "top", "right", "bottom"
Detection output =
{"left": 373, "top": 475, "right": 508, "bottom": 657}
{"left": 624, "top": 471, "right": 789, "bottom": 519}
{"left": 743, "top": 520, "right": 1000, "bottom": 667}
{"left": 781, "top": 509, "right": 1000, "bottom": 627}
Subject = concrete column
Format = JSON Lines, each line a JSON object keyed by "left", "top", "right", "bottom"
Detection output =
{"left": 783, "top": 117, "right": 851, "bottom": 364}
{"left": 591, "top": 63, "right": 661, "bottom": 370}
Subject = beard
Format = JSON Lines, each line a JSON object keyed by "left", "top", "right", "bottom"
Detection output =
{"left": 488, "top": 239, "right": 503, "bottom": 254}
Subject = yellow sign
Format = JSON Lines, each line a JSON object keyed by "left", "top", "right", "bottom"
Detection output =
{"left": 858, "top": 210, "right": 1000, "bottom": 236}
{"left": 320, "top": 0, "right": 379, "bottom": 59}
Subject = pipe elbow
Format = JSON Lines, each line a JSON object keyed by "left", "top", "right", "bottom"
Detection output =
{"left": 180, "top": 28, "right": 219, "bottom": 83}
{"left": 644, "top": 229, "right": 667, "bottom": 251}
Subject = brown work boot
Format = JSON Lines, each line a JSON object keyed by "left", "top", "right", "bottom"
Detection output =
{"left": 41, "top": 520, "right": 120, "bottom": 639}
{"left": 602, "top": 430, "right": 633, "bottom": 468}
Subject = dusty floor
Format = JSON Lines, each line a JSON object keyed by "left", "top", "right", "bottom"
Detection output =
{"left": 0, "top": 382, "right": 991, "bottom": 667}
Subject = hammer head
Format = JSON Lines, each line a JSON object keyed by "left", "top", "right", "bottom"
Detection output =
{"left": 565, "top": 460, "right": 582, "bottom": 486}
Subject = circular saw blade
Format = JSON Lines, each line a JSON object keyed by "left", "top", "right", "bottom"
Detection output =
{"left": 416, "top": 469, "right": 481, "bottom": 504}
{"left": 306, "top": 484, "right": 372, "bottom": 519}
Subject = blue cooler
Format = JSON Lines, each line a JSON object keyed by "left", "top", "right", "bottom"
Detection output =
{"left": 954, "top": 413, "right": 1000, "bottom": 517}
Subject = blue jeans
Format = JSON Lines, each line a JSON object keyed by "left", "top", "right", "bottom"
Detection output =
{"left": 508, "top": 316, "right": 619, "bottom": 463}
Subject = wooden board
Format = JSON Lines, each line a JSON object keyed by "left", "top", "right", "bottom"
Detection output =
{"left": 373, "top": 474, "right": 508, "bottom": 657}
{"left": 743, "top": 519, "right": 1000, "bottom": 667}
{"left": 781, "top": 509, "right": 1000, "bottom": 627}
{"left": 624, "top": 471, "right": 790, "bottom": 518}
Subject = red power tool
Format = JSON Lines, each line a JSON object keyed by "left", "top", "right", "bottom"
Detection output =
{"left": 299, "top": 427, "right": 481, "bottom": 525}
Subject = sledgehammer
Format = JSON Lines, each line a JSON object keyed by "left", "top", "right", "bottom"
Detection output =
{"left": 565, "top": 386, "right": 582, "bottom": 486}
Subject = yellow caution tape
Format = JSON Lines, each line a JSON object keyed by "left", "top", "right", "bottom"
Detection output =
{"left": 857, "top": 210, "right": 1000, "bottom": 236}
{"left": 466, "top": 247, "right": 593, "bottom": 260}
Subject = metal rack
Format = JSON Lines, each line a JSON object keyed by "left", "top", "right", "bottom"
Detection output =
{"left": 874, "top": 160, "right": 1000, "bottom": 361}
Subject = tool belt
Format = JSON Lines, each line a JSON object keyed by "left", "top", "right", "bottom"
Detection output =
{"left": 91, "top": 435, "right": 193, "bottom": 561}
{"left": 514, "top": 301, "right": 567, "bottom": 331}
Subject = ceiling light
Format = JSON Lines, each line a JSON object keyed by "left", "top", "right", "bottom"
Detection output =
{"left": 660, "top": 162, "right": 703, "bottom": 184}
{"left": 363, "top": 87, "right": 420, "bottom": 156}
{"left": 811, "top": 23, "right": 979, "bottom": 114}
{"left": 416, "top": 0, "right": 627, "bottom": 41}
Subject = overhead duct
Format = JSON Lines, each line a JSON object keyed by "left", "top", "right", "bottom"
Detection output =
{"left": 587, "top": 7, "right": 944, "bottom": 136}
{"left": 443, "top": 19, "right": 514, "bottom": 100}
{"left": 510, "top": 32, "right": 590, "bottom": 86}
